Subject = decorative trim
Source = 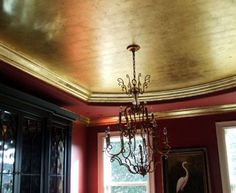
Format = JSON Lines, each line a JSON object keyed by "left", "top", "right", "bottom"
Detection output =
{"left": 155, "top": 103, "right": 236, "bottom": 119}
{"left": 88, "top": 76, "right": 236, "bottom": 102}
{"left": 90, "top": 103, "right": 236, "bottom": 126}
{"left": 2, "top": 42, "right": 236, "bottom": 103}
{"left": 75, "top": 115, "right": 90, "bottom": 126}
{"left": 0, "top": 43, "right": 90, "bottom": 101}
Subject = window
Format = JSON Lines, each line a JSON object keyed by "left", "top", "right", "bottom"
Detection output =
{"left": 98, "top": 132, "right": 155, "bottom": 193}
{"left": 216, "top": 121, "right": 236, "bottom": 193}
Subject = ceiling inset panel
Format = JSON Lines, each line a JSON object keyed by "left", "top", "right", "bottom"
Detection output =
{"left": 1, "top": 0, "right": 236, "bottom": 102}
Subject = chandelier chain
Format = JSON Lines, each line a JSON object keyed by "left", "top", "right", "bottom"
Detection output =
{"left": 132, "top": 50, "right": 136, "bottom": 81}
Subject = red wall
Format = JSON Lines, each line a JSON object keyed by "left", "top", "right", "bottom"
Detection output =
{"left": 86, "top": 112, "right": 236, "bottom": 193}
{"left": 155, "top": 115, "right": 223, "bottom": 193}
{"left": 71, "top": 121, "right": 87, "bottom": 193}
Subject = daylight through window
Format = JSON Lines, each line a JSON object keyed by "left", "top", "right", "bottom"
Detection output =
{"left": 98, "top": 133, "right": 154, "bottom": 193}
{"left": 216, "top": 121, "right": 236, "bottom": 193}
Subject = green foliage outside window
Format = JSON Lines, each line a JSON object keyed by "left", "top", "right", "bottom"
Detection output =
{"left": 110, "top": 140, "right": 147, "bottom": 182}
{"left": 111, "top": 186, "right": 146, "bottom": 193}
{"left": 104, "top": 137, "right": 149, "bottom": 193}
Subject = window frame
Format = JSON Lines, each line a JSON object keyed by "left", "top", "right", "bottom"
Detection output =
{"left": 216, "top": 121, "right": 236, "bottom": 193}
{"left": 97, "top": 132, "right": 155, "bottom": 193}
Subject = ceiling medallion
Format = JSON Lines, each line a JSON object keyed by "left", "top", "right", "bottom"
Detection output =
{"left": 105, "top": 44, "right": 171, "bottom": 176}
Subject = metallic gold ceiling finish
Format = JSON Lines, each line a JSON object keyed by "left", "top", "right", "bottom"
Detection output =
{"left": 0, "top": 43, "right": 90, "bottom": 101}
{"left": 1, "top": 0, "right": 236, "bottom": 103}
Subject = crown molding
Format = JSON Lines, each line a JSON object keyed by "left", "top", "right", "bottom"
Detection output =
{"left": 90, "top": 103, "right": 236, "bottom": 126}
{"left": 75, "top": 114, "right": 90, "bottom": 126}
{"left": 155, "top": 103, "right": 236, "bottom": 119}
{"left": 0, "top": 43, "right": 90, "bottom": 101}
{"left": 1, "top": 43, "right": 236, "bottom": 103}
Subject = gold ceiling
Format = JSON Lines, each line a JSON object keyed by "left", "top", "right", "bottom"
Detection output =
{"left": 1, "top": 0, "right": 236, "bottom": 103}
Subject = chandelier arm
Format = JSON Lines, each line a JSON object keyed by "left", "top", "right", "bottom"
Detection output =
{"left": 124, "top": 106, "right": 129, "bottom": 123}
{"left": 133, "top": 113, "right": 137, "bottom": 126}
{"left": 121, "top": 149, "right": 131, "bottom": 160}
{"left": 105, "top": 147, "right": 123, "bottom": 158}
{"left": 115, "top": 155, "right": 143, "bottom": 175}
{"left": 126, "top": 75, "right": 132, "bottom": 95}
{"left": 146, "top": 129, "right": 154, "bottom": 151}
{"left": 128, "top": 144, "right": 135, "bottom": 162}
{"left": 121, "top": 148, "right": 135, "bottom": 168}
{"left": 131, "top": 133, "right": 136, "bottom": 151}
{"left": 104, "top": 134, "right": 125, "bottom": 158}
{"left": 117, "top": 78, "right": 128, "bottom": 94}
{"left": 138, "top": 145, "right": 144, "bottom": 165}
{"left": 110, "top": 155, "right": 121, "bottom": 164}
{"left": 126, "top": 163, "right": 140, "bottom": 175}
{"left": 138, "top": 73, "right": 143, "bottom": 94}
{"left": 141, "top": 105, "right": 145, "bottom": 122}
{"left": 105, "top": 146, "right": 124, "bottom": 157}
{"left": 143, "top": 75, "right": 151, "bottom": 92}
{"left": 139, "top": 111, "right": 142, "bottom": 122}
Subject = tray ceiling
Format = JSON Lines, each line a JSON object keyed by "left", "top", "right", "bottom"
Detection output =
{"left": 1, "top": 0, "right": 236, "bottom": 103}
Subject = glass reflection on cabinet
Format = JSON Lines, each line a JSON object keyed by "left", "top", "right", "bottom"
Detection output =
{"left": 49, "top": 176, "right": 63, "bottom": 193}
{"left": 50, "top": 126, "right": 65, "bottom": 175}
{"left": 49, "top": 124, "right": 67, "bottom": 193}
{"left": 0, "top": 110, "right": 17, "bottom": 193}
{"left": 2, "top": 174, "right": 13, "bottom": 193}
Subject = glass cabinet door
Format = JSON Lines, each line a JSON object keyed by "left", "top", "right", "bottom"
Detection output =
{"left": 19, "top": 116, "right": 43, "bottom": 193}
{"left": 48, "top": 122, "right": 67, "bottom": 193}
{"left": 0, "top": 110, "right": 17, "bottom": 193}
{"left": 0, "top": 85, "right": 73, "bottom": 193}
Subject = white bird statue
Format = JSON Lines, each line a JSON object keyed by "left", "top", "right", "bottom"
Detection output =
{"left": 176, "top": 161, "right": 189, "bottom": 193}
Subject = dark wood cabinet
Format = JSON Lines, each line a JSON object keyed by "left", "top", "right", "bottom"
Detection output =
{"left": 0, "top": 84, "right": 75, "bottom": 193}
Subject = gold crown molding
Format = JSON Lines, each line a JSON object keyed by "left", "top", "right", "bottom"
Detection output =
{"left": 2, "top": 43, "right": 236, "bottom": 103}
{"left": 155, "top": 103, "right": 236, "bottom": 120}
{"left": 59, "top": 107, "right": 90, "bottom": 126}
{"left": 90, "top": 103, "right": 236, "bottom": 126}
{"left": 75, "top": 114, "right": 90, "bottom": 126}
{"left": 88, "top": 76, "right": 236, "bottom": 103}
{"left": 0, "top": 43, "right": 90, "bottom": 101}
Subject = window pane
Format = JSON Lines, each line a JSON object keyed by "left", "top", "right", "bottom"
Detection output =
{"left": 225, "top": 128, "right": 236, "bottom": 193}
{"left": 110, "top": 152, "right": 147, "bottom": 182}
{"left": 111, "top": 186, "right": 146, "bottom": 193}
{"left": 106, "top": 139, "right": 148, "bottom": 182}
{"left": 102, "top": 134, "right": 151, "bottom": 193}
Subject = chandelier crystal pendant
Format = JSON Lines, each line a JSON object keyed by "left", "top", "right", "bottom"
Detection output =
{"left": 105, "top": 44, "right": 171, "bottom": 176}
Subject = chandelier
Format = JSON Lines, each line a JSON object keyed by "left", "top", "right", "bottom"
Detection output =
{"left": 105, "top": 44, "right": 171, "bottom": 176}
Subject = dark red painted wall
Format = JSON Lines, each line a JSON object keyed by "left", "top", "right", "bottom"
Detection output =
{"left": 71, "top": 121, "right": 87, "bottom": 193}
{"left": 155, "top": 115, "right": 223, "bottom": 193}
{"left": 86, "top": 112, "right": 236, "bottom": 193}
